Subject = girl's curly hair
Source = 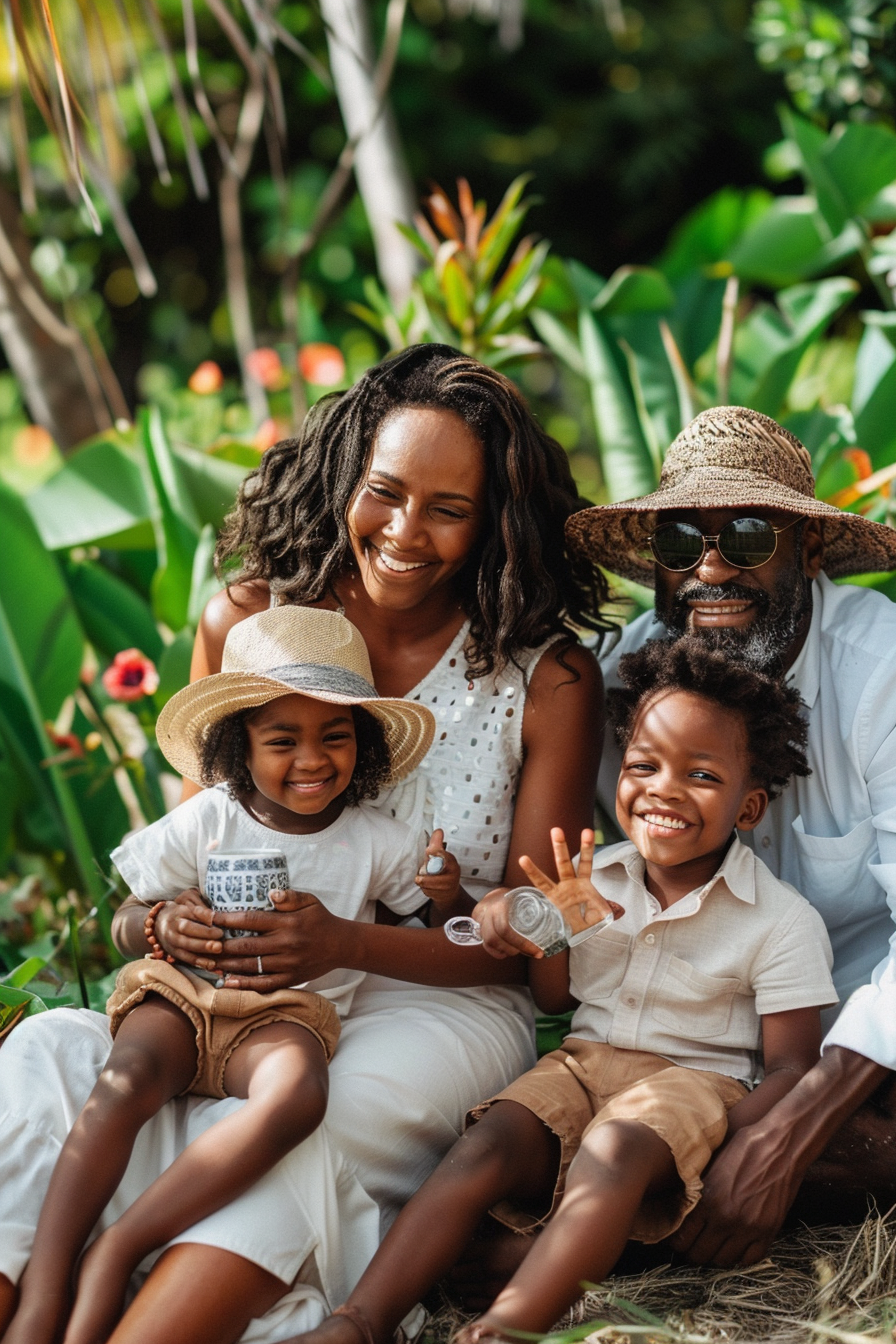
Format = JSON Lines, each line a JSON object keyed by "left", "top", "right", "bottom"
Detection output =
{"left": 216, "top": 344, "right": 613, "bottom": 679}
{"left": 198, "top": 701, "right": 391, "bottom": 806}
{"left": 607, "top": 637, "right": 810, "bottom": 800}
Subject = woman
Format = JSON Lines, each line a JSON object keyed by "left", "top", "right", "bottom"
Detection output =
{"left": 0, "top": 345, "right": 610, "bottom": 1344}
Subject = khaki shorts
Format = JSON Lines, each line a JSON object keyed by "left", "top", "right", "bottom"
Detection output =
{"left": 469, "top": 1037, "right": 747, "bottom": 1243}
{"left": 107, "top": 960, "right": 341, "bottom": 1100}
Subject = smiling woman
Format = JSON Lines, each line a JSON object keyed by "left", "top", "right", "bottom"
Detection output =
{"left": 0, "top": 345, "right": 614, "bottom": 1344}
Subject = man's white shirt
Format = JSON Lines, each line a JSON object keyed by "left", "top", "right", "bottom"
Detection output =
{"left": 598, "top": 571, "right": 896, "bottom": 1070}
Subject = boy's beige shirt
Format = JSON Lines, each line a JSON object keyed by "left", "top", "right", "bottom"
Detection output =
{"left": 570, "top": 837, "right": 837, "bottom": 1084}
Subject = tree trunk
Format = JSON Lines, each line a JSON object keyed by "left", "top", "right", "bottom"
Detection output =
{"left": 318, "top": 0, "right": 418, "bottom": 306}
{"left": 0, "top": 184, "right": 115, "bottom": 450}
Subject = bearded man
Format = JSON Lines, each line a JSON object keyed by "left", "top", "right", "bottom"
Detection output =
{"left": 565, "top": 404, "right": 896, "bottom": 1266}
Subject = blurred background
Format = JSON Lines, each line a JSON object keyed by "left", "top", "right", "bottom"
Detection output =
{"left": 1, "top": 0, "right": 895, "bottom": 1017}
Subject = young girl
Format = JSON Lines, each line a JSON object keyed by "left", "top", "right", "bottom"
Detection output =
{"left": 282, "top": 637, "right": 838, "bottom": 1344}
{"left": 4, "top": 606, "right": 446, "bottom": 1344}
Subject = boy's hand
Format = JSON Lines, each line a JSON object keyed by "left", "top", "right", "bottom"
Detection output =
{"left": 519, "top": 828, "right": 624, "bottom": 935}
{"left": 153, "top": 889, "right": 225, "bottom": 971}
{"left": 415, "top": 830, "right": 462, "bottom": 906}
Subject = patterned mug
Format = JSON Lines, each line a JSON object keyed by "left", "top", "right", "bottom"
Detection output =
{"left": 204, "top": 850, "right": 289, "bottom": 940}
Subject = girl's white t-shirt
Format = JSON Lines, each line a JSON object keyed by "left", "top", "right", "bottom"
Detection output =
{"left": 111, "top": 785, "right": 424, "bottom": 1018}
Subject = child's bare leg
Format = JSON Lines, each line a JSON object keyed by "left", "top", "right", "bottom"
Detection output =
{"left": 106, "top": 1245, "right": 288, "bottom": 1344}
{"left": 471, "top": 1119, "right": 677, "bottom": 1339}
{"left": 279, "top": 1101, "right": 561, "bottom": 1344}
{"left": 0, "top": 1275, "right": 18, "bottom": 1336}
{"left": 3, "top": 998, "right": 197, "bottom": 1344}
{"left": 64, "top": 1021, "right": 328, "bottom": 1344}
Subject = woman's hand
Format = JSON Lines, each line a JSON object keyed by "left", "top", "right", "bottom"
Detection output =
{"left": 415, "top": 830, "right": 461, "bottom": 906}
{"left": 153, "top": 891, "right": 225, "bottom": 971}
{"left": 215, "top": 888, "right": 348, "bottom": 992}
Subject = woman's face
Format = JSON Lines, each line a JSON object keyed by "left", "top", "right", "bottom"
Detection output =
{"left": 347, "top": 405, "right": 487, "bottom": 611}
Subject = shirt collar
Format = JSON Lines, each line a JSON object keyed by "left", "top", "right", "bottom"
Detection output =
{"left": 784, "top": 574, "right": 824, "bottom": 710}
{"left": 593, "top": 834, "right": 757, "bottom": 908}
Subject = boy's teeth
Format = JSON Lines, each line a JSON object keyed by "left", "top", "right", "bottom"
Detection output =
{"left": 643, "top": 813, "right": 688, "bottom": 829}
{"left": 379, "top": 551, "right": 428, "bottom": 572}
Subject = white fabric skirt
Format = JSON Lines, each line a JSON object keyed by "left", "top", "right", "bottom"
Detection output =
{"left": 0, "top": 977, "right": 534, "bottom": 1342}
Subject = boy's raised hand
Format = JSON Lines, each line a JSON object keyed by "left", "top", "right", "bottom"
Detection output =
{"left": 519, "top": 828, "right": 624, "bottom": 935}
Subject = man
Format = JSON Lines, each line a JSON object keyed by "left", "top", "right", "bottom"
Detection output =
{"left": 565, "top": 404, "right": 896, "bottom": 1267}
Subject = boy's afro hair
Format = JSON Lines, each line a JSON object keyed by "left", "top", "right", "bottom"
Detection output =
{"left": 607, "top": 636, "right": 810, "bottom": 800}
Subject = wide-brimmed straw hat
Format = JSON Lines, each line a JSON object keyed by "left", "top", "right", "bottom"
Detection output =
{"left": 157, "top": 607, "right": 435, "bottom": 786}
{"left": 566, "top": 405, "right": 896, "bottom": 586}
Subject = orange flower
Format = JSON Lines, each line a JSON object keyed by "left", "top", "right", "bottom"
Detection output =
{"left": 246, "top": 347, "right": 285, "bottom": 390}
{"left": 13, "top": 424, "right": 54, "bottom": 465}
{"left": 102, "top": 649, "right": 160, "bottom": 702}
{"left": 298, "top": 343, "right": 345, "bottom": 387}
{"left": 188, "top": 361, "right": 224, "bottom": 394}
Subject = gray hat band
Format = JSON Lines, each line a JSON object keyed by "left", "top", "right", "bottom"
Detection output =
{"left": 262, "top": 663, "right": 379, "bottom": 700}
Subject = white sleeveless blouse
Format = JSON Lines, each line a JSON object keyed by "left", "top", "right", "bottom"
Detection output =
{"left": 375, "top": 622, "right": 557, "bottom": 901}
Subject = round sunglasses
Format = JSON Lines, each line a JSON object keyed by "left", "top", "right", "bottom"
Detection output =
{"left": 647, "top": 516, "right": 802, "bottom": 573}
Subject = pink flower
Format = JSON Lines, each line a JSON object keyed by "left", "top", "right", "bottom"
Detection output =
{"left": 102, "top": 649, "right": 160, "bottom": 702}
{"left": 298, "top": 343, "right": 345, "bottom": 387}
{"left": 188, "top": 361, "right": 224, "bottom": 394}
{"left": 245, "top": 347, "right": 285, "bottom": 390}
{"left": 254, "top": 417, "right": 287, "bottom": 451}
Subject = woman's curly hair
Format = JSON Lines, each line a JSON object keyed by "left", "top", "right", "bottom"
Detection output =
{"left": 216, "top": 344, "right": 613, "bottom": 679}
{"left": 198, "top": 701, "right": 392, "bottom": 805}
{"left": 607, "top": 637, "right": 810, "bottom": 800}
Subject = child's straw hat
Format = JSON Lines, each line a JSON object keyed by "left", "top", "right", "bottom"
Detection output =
{"left": 566, "top": 405, "right": 896, "bottom": 586}
{"left": 157, "top": 607, "right": 435, "bottom": 787}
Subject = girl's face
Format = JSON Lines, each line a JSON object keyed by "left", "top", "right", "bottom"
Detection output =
{"left": 346, "top": 406, "right": 487, "bottom": 612}
{"left": 244, "top": 693, "right": 357, "bottom": 833}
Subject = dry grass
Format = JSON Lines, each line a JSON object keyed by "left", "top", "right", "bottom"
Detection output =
{"left": 426, "top": 1212, "right": 896, "bottom": 1344}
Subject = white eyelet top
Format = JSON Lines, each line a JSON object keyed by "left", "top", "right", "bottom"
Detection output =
{"left": 374, "top": 622, "right": 558, "bottom": 902}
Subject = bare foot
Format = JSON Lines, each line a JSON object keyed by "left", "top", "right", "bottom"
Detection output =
{"left": 452, "top": 1316, "right": 514, "bottom": 1344}
{"left": 62, "top": 1232, "right": 134, "bottom": 1344}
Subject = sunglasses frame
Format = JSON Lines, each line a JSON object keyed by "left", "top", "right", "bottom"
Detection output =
{"left": 648, "top": 515, "right": 803, "bottom": 573}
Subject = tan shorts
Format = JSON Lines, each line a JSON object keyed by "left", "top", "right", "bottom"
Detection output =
{"left": 469, "top": 1037, "right": 747, "bottom": 1243}
{"left": 107, "top": 960, "right": 341, "bottom": 1100}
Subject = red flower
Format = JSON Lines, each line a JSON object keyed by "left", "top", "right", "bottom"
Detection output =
{"left": 188, "top": 361, "right": 224, "bottom": 394}
{"left": 298, "top": 343, "right": 345, "bottom": 387}
{"left": 254, "top": 417, "right": 287, "bottom": 451}
{"left": 44, "top": 725, "right": 84, "bottom": 757}
{"left": 245, "top": 347, "right": 285, "bottom": 390}
{"left": 102, "top": 649, "right": 160, "bottom": 702}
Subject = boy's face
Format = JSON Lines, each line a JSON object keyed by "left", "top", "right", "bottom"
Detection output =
{"left": 616, "top": 690, "right": 767, "bottom": 881}
{"left": 245, "top": 693, "right": 357, "bottom": 831}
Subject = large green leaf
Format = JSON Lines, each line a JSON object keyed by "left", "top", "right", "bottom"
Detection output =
{"left": 727, "top": 197, "right": 849, "bottom": 287}
{"left": 62, "top": 557, "right": 163, "bottom": 663}
{"left": 26, "top": 438, "right": 155, "bottom": 552}
{"left": 142, "top": 409, "right": 200, "bottom": 632}
{"left": 783, "top": 109, "right": 896, "bottom": 234}
{"left": 660, "top": 187, "right": 773, "bottom": 280}
{"left": 852, "top": 323, "right": 896, "bottom": 467}
{"left": 592, "top": 267, "right": 675, "bottom": 317}
{"left": 578, "top": 310, "right": 657, "bottom": 503}
{"left": 729, "top": 278, "right": 857, "bottom": 418}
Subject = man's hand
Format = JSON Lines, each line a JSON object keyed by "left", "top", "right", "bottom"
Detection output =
{"left": 153, "top": 890, "right": 225, "bottom": 971}
{"left": 669, "top": 1124, "right": 800, "bottom": 1267}
{"left": 519, "top": 828, "right": 624, "bottom": 934}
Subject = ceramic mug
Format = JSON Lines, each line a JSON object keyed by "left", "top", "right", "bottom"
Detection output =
{"left": 204, "top": 850, "right": 289, "bottom": 940}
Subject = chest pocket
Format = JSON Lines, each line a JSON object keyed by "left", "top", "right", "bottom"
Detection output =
{"left": 569, "top": 927, "right": 631, "bottom": 1003}
{"left": 791, "top": 816, "right": 876, "bottom": 927}
{"left": 653, "top": 956, "right": 742, "bottom": 1040}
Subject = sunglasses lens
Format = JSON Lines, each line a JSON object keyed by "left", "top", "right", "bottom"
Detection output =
{"left": 718, "top": 518, "right": 777, "bottom": 569}
{"left": 650, "top": 522, "right": 705, "bottom": 571}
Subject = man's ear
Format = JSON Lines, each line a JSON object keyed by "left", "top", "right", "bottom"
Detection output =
{"left": 802, "top": 518, "right": 824, "bottom": 579}
{"left": 737, "top": 787, "right": 768, "bottom": 831}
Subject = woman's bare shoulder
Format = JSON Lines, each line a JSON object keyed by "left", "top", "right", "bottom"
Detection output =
{"left": 193, "top": 582, "right": 272, "bottom": 678}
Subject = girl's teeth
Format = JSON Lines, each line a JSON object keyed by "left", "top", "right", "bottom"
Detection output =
{"left": 379, "top": 552, "right": 428, "bottom": 572}
{"left": 643, "top": 814, "right": 688, "bottom": 829}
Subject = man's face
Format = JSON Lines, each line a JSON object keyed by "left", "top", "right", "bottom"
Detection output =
{"left": 653, "top": 509, "right": 823, "bottom": 672}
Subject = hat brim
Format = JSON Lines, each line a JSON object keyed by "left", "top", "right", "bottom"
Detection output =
{"left": 566, "top": 466, "right": 896, "bottom": 586}
{"left": 156, "top": 671, "right": 435, "bottom": 787}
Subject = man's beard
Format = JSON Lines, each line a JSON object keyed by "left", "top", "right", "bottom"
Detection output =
{"left": 656, "top": 568, "right": 813, "bottom": 672}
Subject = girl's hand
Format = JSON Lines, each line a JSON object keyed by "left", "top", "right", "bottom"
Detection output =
{"left": 520, "top": 828, "right": 624, "bottom": 934}
{"left": 415, "top": 830, "right": 462, "bottom": 905}
{"left": 214, "top": 889, "right": 346, "bottom": 992}
{"left": 153, "top": 890, "right": 225, "bottom": 971}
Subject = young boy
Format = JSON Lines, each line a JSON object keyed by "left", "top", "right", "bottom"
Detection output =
{"left": 281, "top": 636, "right": 838, "bottom": 1344}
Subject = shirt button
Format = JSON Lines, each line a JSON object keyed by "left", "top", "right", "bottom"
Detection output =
{"left": 625, "top": 995, "right": 637, "bottom": 1007}
{"left": 761, "top": 835, "right": 771, "bottom": 849}
{"left": 644, "top": 933, "right": 655, "bottom": 944}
